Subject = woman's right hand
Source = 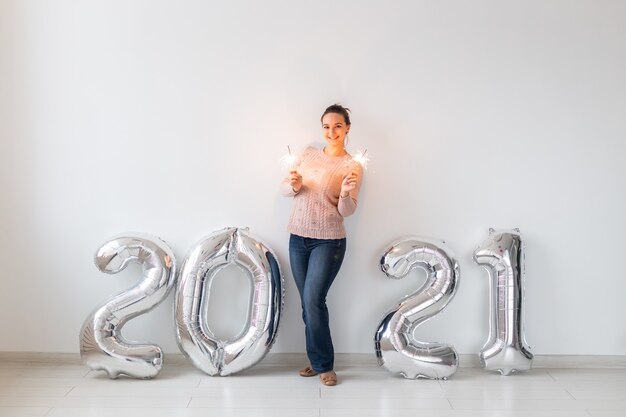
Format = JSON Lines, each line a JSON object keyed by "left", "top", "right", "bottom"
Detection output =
{"left": 289, "top": 170, "right": 302, "bottom": 193}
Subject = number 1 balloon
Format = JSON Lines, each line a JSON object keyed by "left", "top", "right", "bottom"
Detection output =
{"left": 79, "top": 234, "right": 177, "bottom": 379}
{"left": 375, "top": 237, "right": 460, "bottom": 379}
{"left": 174, "top": 227, "right": 284, "bottom": 376}
{"left": 473, "top": 228, "right": 533, "bottom": 375}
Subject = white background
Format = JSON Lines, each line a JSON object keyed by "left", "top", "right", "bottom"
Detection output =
{"left": 1, "top": 0, "right": 625, "bottom": 355}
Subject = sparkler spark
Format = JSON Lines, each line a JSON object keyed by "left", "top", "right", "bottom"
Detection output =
{"left": 280, "top": 145, "right": 299, "bottom": 170}
{"left": 352, "top": 149, "right": 369, "bottom": 169}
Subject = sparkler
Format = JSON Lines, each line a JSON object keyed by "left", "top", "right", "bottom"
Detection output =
{"left": 280, "top": 146, "right": 299, "bottom": 170}
{"left": 352, "top": 149, "right": 369, "bottom": 169}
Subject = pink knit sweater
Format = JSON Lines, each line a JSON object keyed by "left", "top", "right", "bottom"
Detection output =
{"left": 282, "top": 146, "right": 363, "bottom": 239}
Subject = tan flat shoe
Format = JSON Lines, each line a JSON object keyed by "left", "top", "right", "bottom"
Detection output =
{"left": 320, "top": 370, "right": 337, "bottom": 386}
{"left": 299, "top": 366, "right": 319, "bottom": 377}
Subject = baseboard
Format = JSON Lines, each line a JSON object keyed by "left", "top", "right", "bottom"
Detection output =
{"left": 1, "top": 352, "right": 624, "bottom": 369}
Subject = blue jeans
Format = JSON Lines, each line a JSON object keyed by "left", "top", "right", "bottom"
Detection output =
{"left": 289, "top": 234, "right": 346, "bottom": 373}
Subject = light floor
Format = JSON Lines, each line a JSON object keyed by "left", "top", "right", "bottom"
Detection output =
{"left": 1, "top": 354, "right": 625, "bottom": 417}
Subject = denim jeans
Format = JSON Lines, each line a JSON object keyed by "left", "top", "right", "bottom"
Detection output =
{"left": 289, "top": 234, "right": 347, "bottom": 373}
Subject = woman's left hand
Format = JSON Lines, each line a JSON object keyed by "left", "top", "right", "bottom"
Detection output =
{"left": 340, "top": 171, "right": 358, "bottom": 197}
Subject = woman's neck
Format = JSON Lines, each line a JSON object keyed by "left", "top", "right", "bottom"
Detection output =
{"left": 323, "top": 144, "right": 347, "bottom": 157}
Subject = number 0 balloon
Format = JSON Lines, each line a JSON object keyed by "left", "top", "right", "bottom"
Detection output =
{"left": 79, "top": 234, "right": 177, "bottom": 379}
{"left": 375, "top": 237, "right": 460, "bottom": 379}
{"left": 175, "top": 227, "right": 284, "bottom": 376}
{"left": 473, "top": 228, "right": 533, "bottom": 375}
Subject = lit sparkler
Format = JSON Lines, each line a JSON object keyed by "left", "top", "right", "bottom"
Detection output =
{"left": 280, "top": 146, "right": 299, "bottom": 170}
{"left": 352, "top": 149, "right": 369, "bottom": 169}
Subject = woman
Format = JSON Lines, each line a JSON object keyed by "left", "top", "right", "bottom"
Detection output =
{"left": 281, "top": 104, "right": 363, "bottom": 386}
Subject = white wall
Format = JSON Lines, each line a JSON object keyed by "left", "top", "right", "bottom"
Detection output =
{"left": 1, "top": 0, "right": 625, "bottom": 356}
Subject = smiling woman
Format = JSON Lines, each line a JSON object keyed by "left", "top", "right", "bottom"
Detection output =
{"left": 281, "top": 104, "right": 364, "bottom": 386}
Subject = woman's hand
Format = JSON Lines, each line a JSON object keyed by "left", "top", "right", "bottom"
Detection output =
{"left": 289, "top": 170, "right": 303, "bottom": 193}
{"left": 340, "top": 171, "right": 358, "bottom": 197}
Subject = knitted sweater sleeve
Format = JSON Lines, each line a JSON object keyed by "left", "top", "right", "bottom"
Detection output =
{"left": 337, "top": 163, "right": 363, "bottom": 217}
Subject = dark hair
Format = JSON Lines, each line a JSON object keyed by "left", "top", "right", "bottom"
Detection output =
{"left": 321, "top": 104, "right": 351, "bottom": 126}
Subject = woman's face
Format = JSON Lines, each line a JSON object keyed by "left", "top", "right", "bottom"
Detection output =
{"left": 322, "top": 113, "right": 350, "bottom": 148}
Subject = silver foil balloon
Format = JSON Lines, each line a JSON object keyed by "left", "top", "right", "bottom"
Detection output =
{"left": 375, "top": 238, "right": 460, "bottom": 379}
{"left": 175, "top": 227, "right": 284, "bottom": 376}
{"left": 79, "top": 234, "right": 177, "bottom": 379}
{"left": 473, "top": 228, "right": 533, "bottom": 375}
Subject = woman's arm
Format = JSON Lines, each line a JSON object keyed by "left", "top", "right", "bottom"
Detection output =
{"left": 338, "top": 165, "right": 363, "bottom": 217}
